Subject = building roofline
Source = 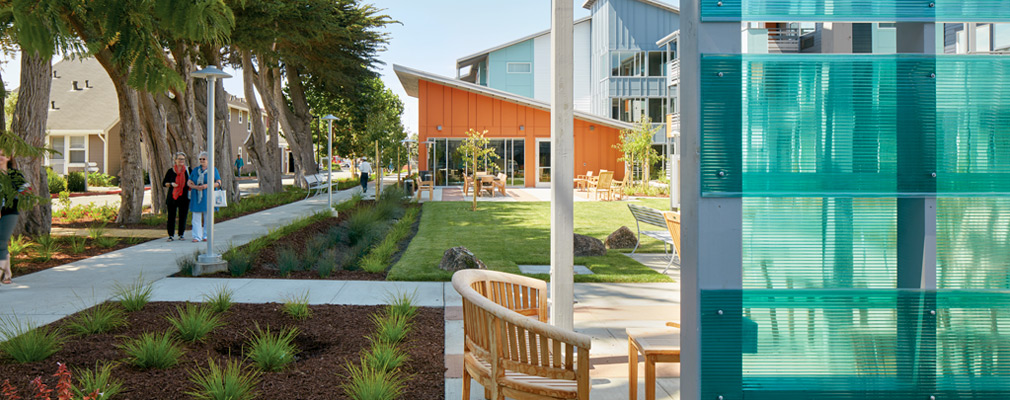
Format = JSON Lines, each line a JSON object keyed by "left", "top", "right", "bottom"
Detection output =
{"left": 657, "top": 30, "right": 680, "bottom": 46}
{"left": 393, "top": 64, "right": 633, "bottom": 131}
{"left": 456, "top": 16, "right": 592, "bottom": 68}
{"left": 582, "top": 0, "right": 680, "bottom": 13}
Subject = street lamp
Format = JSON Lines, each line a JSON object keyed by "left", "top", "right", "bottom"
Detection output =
{"left": 322, "top": 114, "right": 338, "bottom": 211}
{"left": 192, "top": 66, "right": 231, "bottom": 272}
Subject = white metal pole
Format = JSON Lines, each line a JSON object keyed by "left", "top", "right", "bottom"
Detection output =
{"left": 327, "top": 119, "right": 333, "bottom": 209}
{"left": 549, "top": 0, "right": 574, "bottom": 331}
{"left": 205, "top": 76, "right": 217, "bottom": 260}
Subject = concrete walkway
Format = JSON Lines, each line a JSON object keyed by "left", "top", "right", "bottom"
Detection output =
{"left": 0, "top": 175, "right": 682, "bottom": 400}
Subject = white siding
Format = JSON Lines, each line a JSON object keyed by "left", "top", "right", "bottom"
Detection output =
{"left": 533, "top": 34, "right": 551, "bottom": 103}
{"left": 574, "top": 20, "right": 592, "bottom": 113}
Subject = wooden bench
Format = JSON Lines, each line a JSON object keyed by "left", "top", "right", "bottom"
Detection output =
{"left": 627, "top": 322, "right": 681, "bottom": 400}
{"left": 415, "top": 176, "right": 434, "bottom": 201}
{"left": 453, "top": 269, "right": 592, "bottom": 400}
{"left": 302, "top": 173, "right": 331, "bottom": 199}
{"left": 627, "top": 204, "right": 680, "bottom": 270}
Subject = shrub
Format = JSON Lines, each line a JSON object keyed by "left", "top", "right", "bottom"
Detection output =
{"left": 304, "top": 236, "right": 329, "bottom": 267}
{"left": 346, "top": 208, "right": 384, "bottom": 246}
{"left": 33, "top": 234, "right": 61, "bottom": 262}
{"left": 112, "top": 277, "right": 154, "bottom": 312}
{"left": 67, "top": 303, "right": 127, "bottom": 336}
{"left": 203, "top": 286, "right": 234, "bottom": 314}
{"left": 7, "top": 234, "right": 31, "bottom": 260}
{"left": 67, "top": 171, "right": 86, "bottom": 192}
{"left": 341, "top": 361, "right": 405, "bottom": 400}
{"left": 276, "top": 247, "right": 303, "bottom": 277}
{"left": 87, "top": 172, "right": 118, "bottom": 187}
{"left": 314, "top": 249, "right": 338, "bottom": 278}
{"left": 187, "top": 358, "right": 260, "bottom": 400}
{"left": 95, "top": 236, "right": 119, "bottom": 249}
{"left": 68, "top": 236, "right": 87, "bottom": 254}
{"left": 166, "top": 303, "right": 225, "bottom": 343}
{"left": 245, "top": 324, "right": 299, "bottom": 372}
{"left": 86, "top": 224, "right": 107, "bottom": 240}
{"left": 0, "top": 315, "right": 64, "bottom": 363}
{"left": 281, "top": 292, "right": 312, "bottom": 320}
{"left": 47, "top": 171, "right": 67, "bottom": 194}
{"left": 362, "top": 340, "right": 407, "bottom": 373}
{"left": 359, "top": 207, "right": 419, "bottom": 274}
{"left": 370, "top": 313, "right": 411, "bottom": 345}
{"left": 74, "top": 362, "right": 124, "bottom": 400}
{"left": 177, "top": 250, "right": 200, "bottom": 276}
{"left": 119, "top": 331, "right": 185, "bottom": 369}
{"left": 384, "top": 291, "right": 418, "bottom": 321}
{"left": 226, "top": 251, "right": 253, "bottom": 277}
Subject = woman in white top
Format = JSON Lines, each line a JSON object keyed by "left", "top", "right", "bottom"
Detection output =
{"left": 358, "top": 158, "right": 372, "bottom": 193}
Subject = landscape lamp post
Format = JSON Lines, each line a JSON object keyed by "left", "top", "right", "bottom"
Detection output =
{"left": 192, "top": 66, "right": 231, "bottom": 266}
{"left": 322, "top": 114, "right": 338, "bottom": 210}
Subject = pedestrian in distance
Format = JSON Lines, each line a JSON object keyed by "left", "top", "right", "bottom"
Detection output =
{"left": 235, "top": 154, "right": 244, "bottom": 177}
{"left": 188, "top": 151, "right": 221, "bottom": 242}
{"left": 163, "top": 152, "right": 190, "bottom": 242}
{"left": 358, "top": 157, "right": 372, "bottom": 194}
{"left": 0, "top": 149, "right": 29, "bottom": 284}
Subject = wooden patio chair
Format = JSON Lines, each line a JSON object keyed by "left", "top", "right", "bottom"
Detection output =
{"left": 575, "top": 170, "right": 594, "bottom": 191}
{"left": 494, "top": 173, "right": 507, "bottom": 196}
{"left": 480, "top": 175, "right": 495, "bottom": 197}
{"left": 463, "top": 174, "right": 474, "bottom": 196}
{"left": 611, "top": 174, "right": 630, "bottom": 200}
{"left": 590, "top": 171, "right": 614, "bottom": 201}
{"left": 661, "top": 211, "right": 682, "bottom": 273}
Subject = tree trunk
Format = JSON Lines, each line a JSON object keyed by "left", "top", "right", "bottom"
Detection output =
{"left": 284, "top": 65, "right": 320, "bottom": 186}
{"left": 95, "top": 52, "right": 146, "bottom": 224}
{"left": 241, "top": 51, "right": 282, "bottom": 194}
{"left": 11, "top": 52, "right": 53, "bottom": 236}
{"left": 138, "top": 92, "right": 173, "bottom": 214}
{"left": 253, "top": 62, "right": 299, "bottom": 186}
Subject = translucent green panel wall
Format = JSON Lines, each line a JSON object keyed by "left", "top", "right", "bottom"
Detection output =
{"left": 701, "top": 0, "right": 1010, "bottom": 22}
{"left": 743, "top": 198, "right": 896, "bottom": 289}
{"left": 701, "top": 290, "right": 1010, "bottom": 399}
{"left": 700, "top": 54, "right": 1010, "bottom": 197}
{"left": 937, "top": 198, "right": 1010, "bottom": 289}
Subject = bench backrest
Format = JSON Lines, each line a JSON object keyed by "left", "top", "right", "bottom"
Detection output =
{"left": 453, "top": 270, "right": 591, "bottom": 393}
{"left": 304, "top": 174, "right": 324, "bottom": 186}
{"left": 628, "top": 203, "right": 667, "bottom": 229}
{"left": 596, "top": 171, "right": 614, "bottom": 189}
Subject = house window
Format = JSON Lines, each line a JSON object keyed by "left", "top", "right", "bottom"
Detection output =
{"left": 238, "top": 113, "right": 243, "bottom": 124}
{"left": 228, "top": 110, "right": 232, "bottom": 121}
{"left": 247, "top": 121, "right": 252, "bottom": 131}
{"left": 506, "top": 62, "right": 531, "bottom": 73}
{"left": 612, "top": 98, "right": 648, "bottom": 122}
{"left": 611, "top": 51, "right": 647, "bottom": 77}
{"left": 49, "top": 135, "right": 66, "bottom": 173}
{"left": 69, "top": 136, "right": 86, "bottom": 164}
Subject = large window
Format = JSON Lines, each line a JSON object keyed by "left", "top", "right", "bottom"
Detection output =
{"left": 611, "top": 51, "right": 669, "bottom": 77}
{"left": 612, "top": 98, "right": 674, "bottom": 123}
{"left": 69, "top": 136, "right": 86, "bottom": 164}
{"left": 648, "top": 51, "right": 668, "bottom": 76}
{"left": 49, "top": 135, "right": 65, "bottom": 174}
{"left": 427, "top": 138, "right": 525, "bottom": 186}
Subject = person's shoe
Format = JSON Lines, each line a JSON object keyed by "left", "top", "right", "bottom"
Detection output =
{"left": 192, "top": 239, "right": 200, "bottom": 243}
{"left": 177, "top": 236, "right": 185, "bottom": 241}
{"left": 202, "top": 238, "right": 208, "bottom": 242}
{"left": 167, "top": 237, "right": 174, "bottom": 242}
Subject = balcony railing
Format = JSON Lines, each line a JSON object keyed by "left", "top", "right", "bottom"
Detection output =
{"left": 667, "top": 59, "right": 680, "bottom": 86}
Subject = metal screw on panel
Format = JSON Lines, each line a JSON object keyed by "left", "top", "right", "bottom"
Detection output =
{"left": 717, "top": 72, "right": 724, "bottom": 77}
{"left": 929, "top": 73, "right": 936, "bottom": 78}
{"left": 717, "top": 170, "right": 726, "bottom": 177}
{"left": 931, "top": 172, "right": 937, "bottom": 178}
{"left": 928, "top": 2, "right": 935, "bottom": 7}
{"left": 717, "top": 310, "right": 724, "bottom": 315}
{"left": 718, "top": 396, "right": 725, "bottom": 400}
{"left": 930, "top": 310, "right": 937, "bottom": 315}
{"left": 717, "top": 1, "right": 723, "bottom": 6}
{"left": 930, "top": 396, "right": 936, "bottom": 400}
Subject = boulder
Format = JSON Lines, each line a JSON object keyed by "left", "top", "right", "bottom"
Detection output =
{"left": 438, "top": 246, "right": 488, "bottom": 272}
{"left": 605, "top": 226, "right": 638, "bottom": 249}
{"left": 574, "top": 233, "right": 607, "bottom": 257}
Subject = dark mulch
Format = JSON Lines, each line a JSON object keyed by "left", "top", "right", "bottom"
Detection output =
{"left": 12, "top": 237, "right": 156, "bottom": 278}
{"left": 190, "top": 201, "right": 422, "bottom": 281}
{"left": 0, "top": 302, "right": 445, "bottom": 399}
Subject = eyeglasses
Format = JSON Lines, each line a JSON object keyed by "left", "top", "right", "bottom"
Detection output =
{"left": 199, "top": 158, "right": 207, "bottom": 160}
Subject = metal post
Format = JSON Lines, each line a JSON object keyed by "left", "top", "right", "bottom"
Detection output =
{"left": 549, "top": 0, "right": 574, "bottom": 331}
{"left": 323, "top": 114, "right": 337, "bottom": 210}
{"left": 192, "top": 66, "right": 230, "bottom": 271}
{"left": 375, "top": 140, "right": 381, "bottom": 198}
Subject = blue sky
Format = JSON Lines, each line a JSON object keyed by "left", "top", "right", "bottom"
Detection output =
{"left": 369, "top": 0, "right": 592, "bottom": 134}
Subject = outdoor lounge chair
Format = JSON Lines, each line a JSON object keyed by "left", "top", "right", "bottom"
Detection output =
{"left": 463, "top": 174, "right": 474, "bottom": 196}
{"left": 590, "top": 171, "right": 614, "bottom": 201}
{"left": 575, "top": 170, "right": 594, "bottom": 191}
{"left": 611, "top": 175, "right": 629, "bottom": 200}
{"left": 494, "top": 173, "right": 507, "bottom": 196}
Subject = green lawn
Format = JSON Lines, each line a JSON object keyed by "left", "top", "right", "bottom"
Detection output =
{"left": 387, "top": 199, "right": 674, "bottom": 282}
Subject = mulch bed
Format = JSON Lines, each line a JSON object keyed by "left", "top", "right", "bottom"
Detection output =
{"left": 0, "top": 302, "right": 445, "bottom": 399}
{"left": 189, "top": 201, "right": 422, "bottom": 281}
{"left": 12, "top": 237, "right": 155, "bottom": 278}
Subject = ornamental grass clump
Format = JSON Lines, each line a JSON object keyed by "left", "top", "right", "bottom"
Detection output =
{"left": 245, "top": 324, "right": 299, "bottom": 372}
{"left": 384, "top": 291, "right": 418, "bottom": 320}
{"left": 73, "top": 362, "right": 124, "bottom": 400}
{"left": 0, "top": 315, "right": 64, "bottom": 363}
{"left": 68, "top": 236, "right": 87, "bottom": 254}
{"left": 166, "top": 303, "right": 225, "bottom": 343}
{"left": 67, "top": 302, "right": 127, "bottom": 336}
{"left": 314, "top": 249, "right": 338, "bottom": 278}
{"left": 34, "top": 234, "right": 61, "bottom": 262}
{"left": 370, "top": 313, "right": 411, "bottom": 346}
{"left": 177, "top": 250, "right": 201, "bottom": 276}
{"left": 119, "top": 331, "right": 185, "bottom": 369}
{"left": 341, "top": 360, "right": 405, "bottom": 400}
{"left": 276, "top": 247, "right": 303, "bottom": 277}
{"left": 112, "top": 277, "right": 153, "bottom": 312}
{"left": 187, "top": 358, "right": 261, "bottom": 400}
{"left": 362, "top": 340, "right": 407, "bottom": 373}
{"left": 281, "top": 292, "right": 312, "bottom": 320}
{"left": 203, "top": 286, "right": 235, "bottom": 314}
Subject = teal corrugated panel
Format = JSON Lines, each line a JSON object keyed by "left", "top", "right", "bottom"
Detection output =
{"left": 701, "top": 289, "right": 1010, "bottom": 399}
{"left": 700, "top": 54, "right": 1010, "bottom": 197}
{"left": 937, "top": 198, "right": 1010, "bottom": 289}
{"left": 701, "top": 0, "right": 1010, "bottom": 22}
{"left": 743, "top": 198, "right": 897, "bottom": 289}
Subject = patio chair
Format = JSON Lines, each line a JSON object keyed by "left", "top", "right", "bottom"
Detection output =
{"left": 575, "top": 170, "right": 594, "bottom": 191}
{"left": 611, "top": 174, "right": 630, "bottom": 200}
{"left": 415, "top": 176, "right": 434, "bottom": 201}
{"left": 661, "top": 211, "right": 682, "bottom": 273}
{"left": 590, "top": 171, "right": 614, "bottom": 201}
{"left": 463, "top": 174, "right": 474, "bottom": 196}
{"left": 494, "top": 173, "right": 507, "bottom": 196}
{"left": 480, "top": 175, "right": 495, "bottom": 197}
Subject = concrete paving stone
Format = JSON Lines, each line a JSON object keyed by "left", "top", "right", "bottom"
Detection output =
{"left": 592, "top": 378, "right": 678, "bottom": 400}
{"left": 518, "top": 264, "right": 593, "bottom": 275}
{"left": 445, "top": 319, "right": 465, "bottom": 355}
{"left": 445, "top": 354, "right": 464, "bottom": 378}
{"left": 656, "top": 378, "right": 681, "bottom": 399}
{"left": 574, "top": 283, "right": 680, "bottom": 306}
{"left": 443, "top": 282, "right": 463, "bottom": 307}
{"left": 444, "top": 306, "right": 463, "bottom": 321}
{"left": 148, "top": 278, "right": 256, "bottom": 302}
{"left": 328, "top": 281, "right": 444, "bottom": 307}
{"left": 225, "top": 280, "right": 348, "bottom": 304}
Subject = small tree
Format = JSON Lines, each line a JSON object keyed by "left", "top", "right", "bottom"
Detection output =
{"left": 456, "top": 129, "right": 499, "bottom": 211}
{"left": 613, "top": 117, "right": 662, "bottom": 185}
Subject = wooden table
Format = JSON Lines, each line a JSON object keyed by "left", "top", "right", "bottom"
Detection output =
{"left": 627, "top": 327, "right": 681, "bottom": 400}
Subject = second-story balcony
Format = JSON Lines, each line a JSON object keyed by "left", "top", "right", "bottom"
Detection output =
{"left": 667, "top": 59, "right": 680, "bottom": 87}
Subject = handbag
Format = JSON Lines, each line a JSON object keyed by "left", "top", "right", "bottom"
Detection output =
{"left": 213, "top": 189, "right": 228, "bottom": 207}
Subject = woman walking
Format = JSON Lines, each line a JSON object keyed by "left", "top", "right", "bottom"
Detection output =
{"left": 162, "top": 152, "right": 190, "bottom": 241}
{"left": 187, "top": 151, "right": 221, "bottom": 242}
{"left": 0, "top": 149, "right": 28, "bottom": 284}
{"left": 358, "top": 158, "right": 372, "bottom": 194}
